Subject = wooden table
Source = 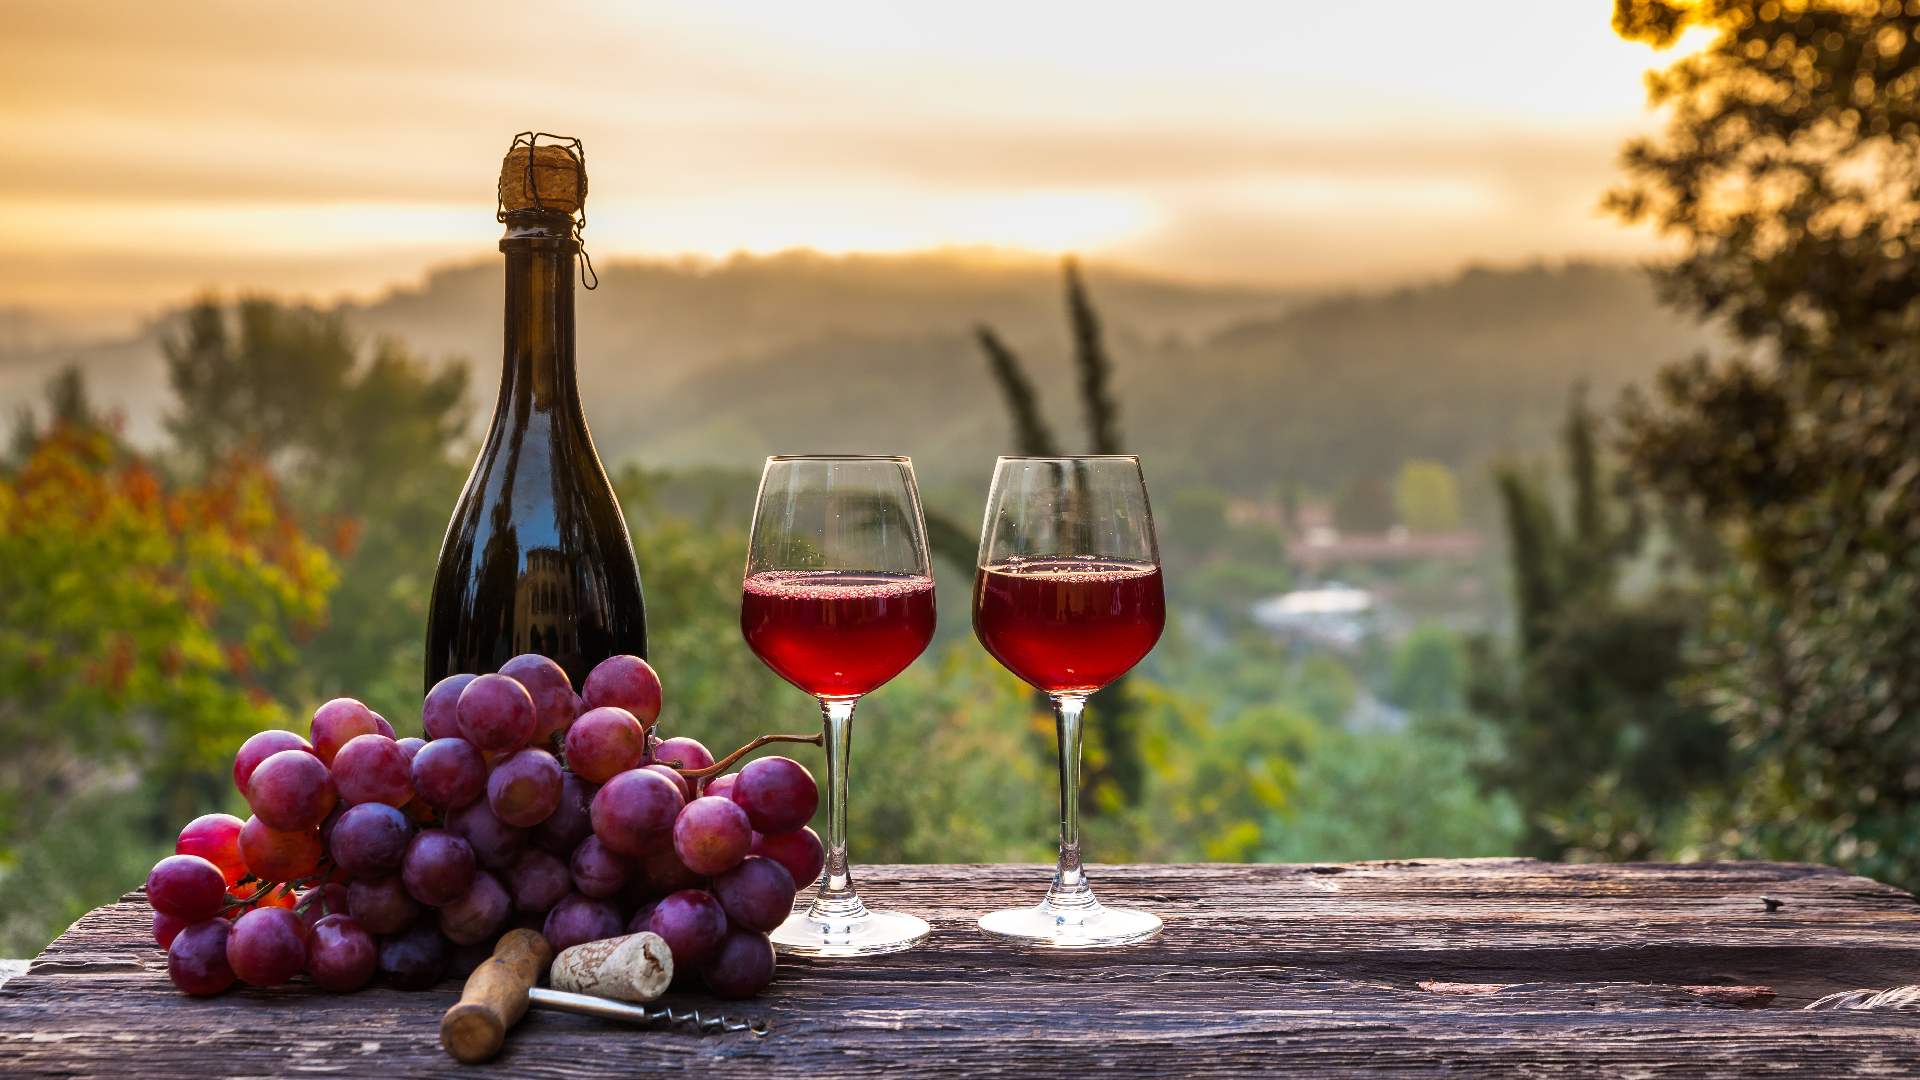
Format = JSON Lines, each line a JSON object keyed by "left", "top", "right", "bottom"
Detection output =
{"left": 4, "top": 860, "right": 1920, "bottom": 1076}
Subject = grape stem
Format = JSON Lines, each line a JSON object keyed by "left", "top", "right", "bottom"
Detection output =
{"left": 221, "top": 865, "right": 330, "bottom": 912}
{"left": 666, "top": 732, "right": 824, "bottom": 781}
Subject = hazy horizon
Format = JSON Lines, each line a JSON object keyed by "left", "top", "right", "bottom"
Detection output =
{"left": 2, "top": 0, "right": 1703, "bottom": 329}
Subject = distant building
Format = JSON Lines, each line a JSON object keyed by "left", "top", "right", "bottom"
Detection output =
{"left": 1287, "top": 527, "right": 1484, "bottom": 574}
{"left": 1251, "top": 584, "right": 1379, "bottom": 650}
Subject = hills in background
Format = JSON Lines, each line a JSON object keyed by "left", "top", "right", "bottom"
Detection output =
{"left": 0, "top": 251, "right": 1721, "bottom": 503}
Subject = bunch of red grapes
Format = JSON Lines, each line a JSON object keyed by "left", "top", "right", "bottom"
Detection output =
{"left": 147, "top": 654, "right": 826, "bottom": 1001}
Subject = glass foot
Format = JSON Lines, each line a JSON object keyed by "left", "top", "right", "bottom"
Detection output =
{"left": 770, "top": 907, "right": 930, "bottom": 957}
{"left": 978, "top": 900, "right": 1162, "bottom": 948}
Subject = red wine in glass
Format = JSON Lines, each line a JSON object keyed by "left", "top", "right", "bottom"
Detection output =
{"left": 973, "top": 558, "right": 1165, "bottom": 695}
{"left": 742, "top": 570, "right": 937, "bottom": 699}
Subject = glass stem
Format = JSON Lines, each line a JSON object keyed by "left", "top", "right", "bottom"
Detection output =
{"left": 809, "top": 697, "right": 868, "bottom": 922}
{"left": 1044, "top": 693, "right": 1097, "bottom": 912}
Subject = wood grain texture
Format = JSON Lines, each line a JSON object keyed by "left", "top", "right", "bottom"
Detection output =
{"left": 5, "top": 860, "right": 1920, "bottom": 1077}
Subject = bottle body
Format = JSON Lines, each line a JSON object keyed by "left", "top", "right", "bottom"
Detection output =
{"left": 425, "top": 211, "right": 646, "bottom": 689}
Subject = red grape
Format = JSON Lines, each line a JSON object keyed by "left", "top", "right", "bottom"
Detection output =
{"left": 532, "top": 773, "right": 595, "bottom": 855}
{"left": 233, "top": 729, "right": 314, "bottom": 796}
{"left": 583, "top": 654, "right": 663, "bottom": 725}
{"left": 634, "top": 842, "right": 704, "bottom": 897}
{"left": 731, "top": 756, "right": 818, "bottom": 834}
{"left": 347, "top": 876, "right": 420, "bottom": 935}
{"left": 500, "top": 653, "right": 578, "bottom": 743}
{"left": 402, "top": 829, "right": 477, "bottom": 907}
{"left": 311, "top": 698, "right": 382, "bottom": 765}
{"left": 542, "top": 893, "right": 623, "bottom": 952}
{"left": 246, "top": 748, "right": 336, "bottom": 831}
{"left": 332, "top": 734, "right": 414, "bottom": 807}
{"left": 487, "top": 747, "right": 563, "bottom": 827}
{"left": 296, "top": 882, "right": 351, "bottom": 934}
{"left": 647, "top": 889, "right": 728, "bottom": 968}
{"left": 306, "top": 913, "right": 377, "bottom": 991}
{"left": 329, "top": 802, "right": 413, "bottom": 877}
{"left": 147, "top": 854, "right": 229, "bottom": 922}
{"left": 457, "top": 673, "right": 537, "bottom": 753}
{"left": 591, "top": 768, "right": 684, "bottom": 857}
{"left": 371, "top": 712, "right": 396, "bottom": 740}
{"left": 702, "top": 929, "right": 776, "bottom": 999}
{"left": 166, "top": 919, "right": 236, "bottom": 996}
{"left": 752, "top": 826, "right": 825, "bottom": 890}
{"left": 506, "top": 849, "right": 572, "bottom": 913}
{"left": 568, "top": 835, "right": 630, "bottom": 899}
{"left": 395, "top": 736, "right": 426, "bottom": 763}
{"left": 703, "top": 773, "right": 738, "bottom": 801}
{"left": 653, "top": 736, "right": 713, "bottom": 772}
{"left": 239, "top": 816, "right": 322, "bottom": 882}
{"left": 423, "top": 673, "right": 477, "bottom": 741}
{"left": 447, "top": 799, "right": 529, "bottom": 871}
{"left": 227, "top": 906, "right": 307, "bottom": 987}
{"left": 378, "top": 922, "right": 450, "bottom": 989}
{"left": 176, "top": 813, "right": 247, "bottom": 886}
{"left": 412, "top": 736, "right": 486, "bottom": 809}
{"left": 644, "top": 763, "right": 690, "bottom": 800}
{"left": 626, "top": 898, "right": 660, "bottom": 935}
{"left": 563, "top": 706, "right": 646, "bottom": 783}
{"left": 712, "top": 855, "right": 797, "bottom": 933}
{"left": 439, "top": 871, "right": 511, "bottom": 945}
{"left": 673, "top": 796, "right": 752, "bottom": 876}
{"left": 153, "top": 910, "right": 189, "bottom": 949}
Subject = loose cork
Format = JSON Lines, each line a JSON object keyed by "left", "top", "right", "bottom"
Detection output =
{"left": 549, "top": 932, "right": 674, "bottom": 1003}
{"left": 499, "top": 143, "right": 585, "bottom": 214}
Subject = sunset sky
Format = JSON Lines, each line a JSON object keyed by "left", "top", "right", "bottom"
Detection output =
{"left": 1, "top": 0, "right": 1701, "bottom": 323}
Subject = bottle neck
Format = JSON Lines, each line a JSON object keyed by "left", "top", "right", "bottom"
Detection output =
{"left": 498, "top": 211, "right": 579, "bottom": 413}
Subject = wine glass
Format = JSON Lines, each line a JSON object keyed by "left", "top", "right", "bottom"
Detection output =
{"left": 742, "top": 455, "right": 937, "bottom": 956}
{"left": 973, "top": 455, "right": 1166, "bottom": 947}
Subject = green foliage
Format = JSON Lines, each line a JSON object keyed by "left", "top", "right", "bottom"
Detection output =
{"left": 1393, "top": 460, "right": 1463, "bottom": 532}
{"left": 1388, "top": 625, "right": 1467, "bottom": 716}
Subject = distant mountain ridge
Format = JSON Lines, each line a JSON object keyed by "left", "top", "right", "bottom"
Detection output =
{"left": 0, "top": 252, "right": 1717, "bottom": 497}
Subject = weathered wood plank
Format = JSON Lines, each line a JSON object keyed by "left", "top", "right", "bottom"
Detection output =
{"left": 4, "top": 860, "right": 1920, "bottom": 1077}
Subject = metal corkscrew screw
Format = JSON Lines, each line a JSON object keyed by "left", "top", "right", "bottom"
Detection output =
{"left": 529, "top": 987, "right": 771, "bottom": 1036}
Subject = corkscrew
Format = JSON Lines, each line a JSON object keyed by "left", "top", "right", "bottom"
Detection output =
{"left": 528, "top": 987, "right": 771, "bottom": 1036}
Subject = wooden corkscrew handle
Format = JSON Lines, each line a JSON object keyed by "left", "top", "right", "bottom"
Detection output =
{"left": 440, "top": 929, "right": 554, "bottom": 1064}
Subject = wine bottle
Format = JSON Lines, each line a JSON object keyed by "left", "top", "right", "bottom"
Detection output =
{"left": 425, "top": 135, "right": 647, "bottom": 690}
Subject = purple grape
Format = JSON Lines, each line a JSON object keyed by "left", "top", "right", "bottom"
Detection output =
{"left": 752, "top": 826, "right": 825, "bottom": 890}
{"left": 543, "top": 893, "right": 624, "bottom": 953}
{"left": 591, "top": 768, "right": 684, "bottom": 857}
{"left": 146, "top": 854, "right": 228, "bottom": 922}
{"left": 329, "top": 802, "right": 414, "bottom": 877}
{"left": 507, "top": 849, "right": 572, "bottom": 913}
{"left": 564, "top": 707, "right": 647, "bottom": 783}
{"left": 233, "top": 729, "right": 314, "bottom": 796}
{"left": 447, "top": 799, "right": 529, "bottom": 871}
{"left": 701, "top": 929, "right": 776, "bottom": 998}
{"left": 439, "top": 871, "right": 511, "bottom": 946}
{"left": 402, "top": 829, "right": 477, "bottom": 907}
{"left": 226, "top": 907, "right": 306, "bottom": 987}
{"left": 311, "top": 697, "right": 382, "bottom": 765}
{"left": 412, "top": 736, "right": 486, "bottom": 809}
{"left": 500, "top": 653, "right": 578, "bottom": 744}
{"left": 702, "top": 773, "right": 738, "bottom": 801}
{"left": 154, "top": 910, "right": 188, "bottom": 949}
{"left": 487, "top": 748, "right": 564, "bottom": 827}
{"left": 647, "top": 889, "right": 728, "bottom": 968}
{"left": 296, "top": 882, "right": 351, "bottom": 934}
{"left": 378, "top": 922, "right": 450, "bottom": 990}
{"left": 456, "top": 673, "right": 537, "bottom": 753}
{"left": 583, "top": 655, "right": 662, "bottom": 725}
{"left": 332, "top": 734, "right": 413, "bottom": 807}
{"left": 423, "top": 674, "right": 477, "bottom": 741}
{"left": 711, "top": 856, "right": 797, "bottom": 933}
{"left": 644, "top": 763, "right": 690, "bottom": 800}
{"left": 634, "top": 842, "right": 703, "bottom": 896}
{"left": 371, "top": 712, "right": 396, "bottom": 740}
{"left": 673, "top": 796, "right": 753, "bottom": 876}
{"left": 306, "top": 913, "right": 377, "bottom": 991}
{"left": 246, "top": 748, "right": 336, "bottom": 831}
{"left": 626, "top": 897, "right": 660, "bottom": 935}
{"left": 166, "top": 919, "right": 235, "bottom": 996}
{"left": 569, "top": 836, "right": 630, "bottom": 899}
{"left": 732, "top": 756, "right": 818, "bottom": 834}
{"left": 395, "top": 736, "right": 427, "bottom": 763}
{"left": 653, "top": 737, "right": 713, "bottom": 772}
{"left": 532, "top": 773, "right": 595, "bottom": 855}
{"left": 347, "top": 876, "right": 421, "bottom": 935}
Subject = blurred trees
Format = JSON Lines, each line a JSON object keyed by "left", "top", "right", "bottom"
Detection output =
{"left": 1394, "top": 461, "right": 1463, "bottom": 532}
{"left": 1607, "top": 0, "right": 1920, "bottom": 882}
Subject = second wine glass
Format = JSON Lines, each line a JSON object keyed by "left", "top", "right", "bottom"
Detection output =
{"left": 742, "top": 455, "right": 936, "bottom": 956}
